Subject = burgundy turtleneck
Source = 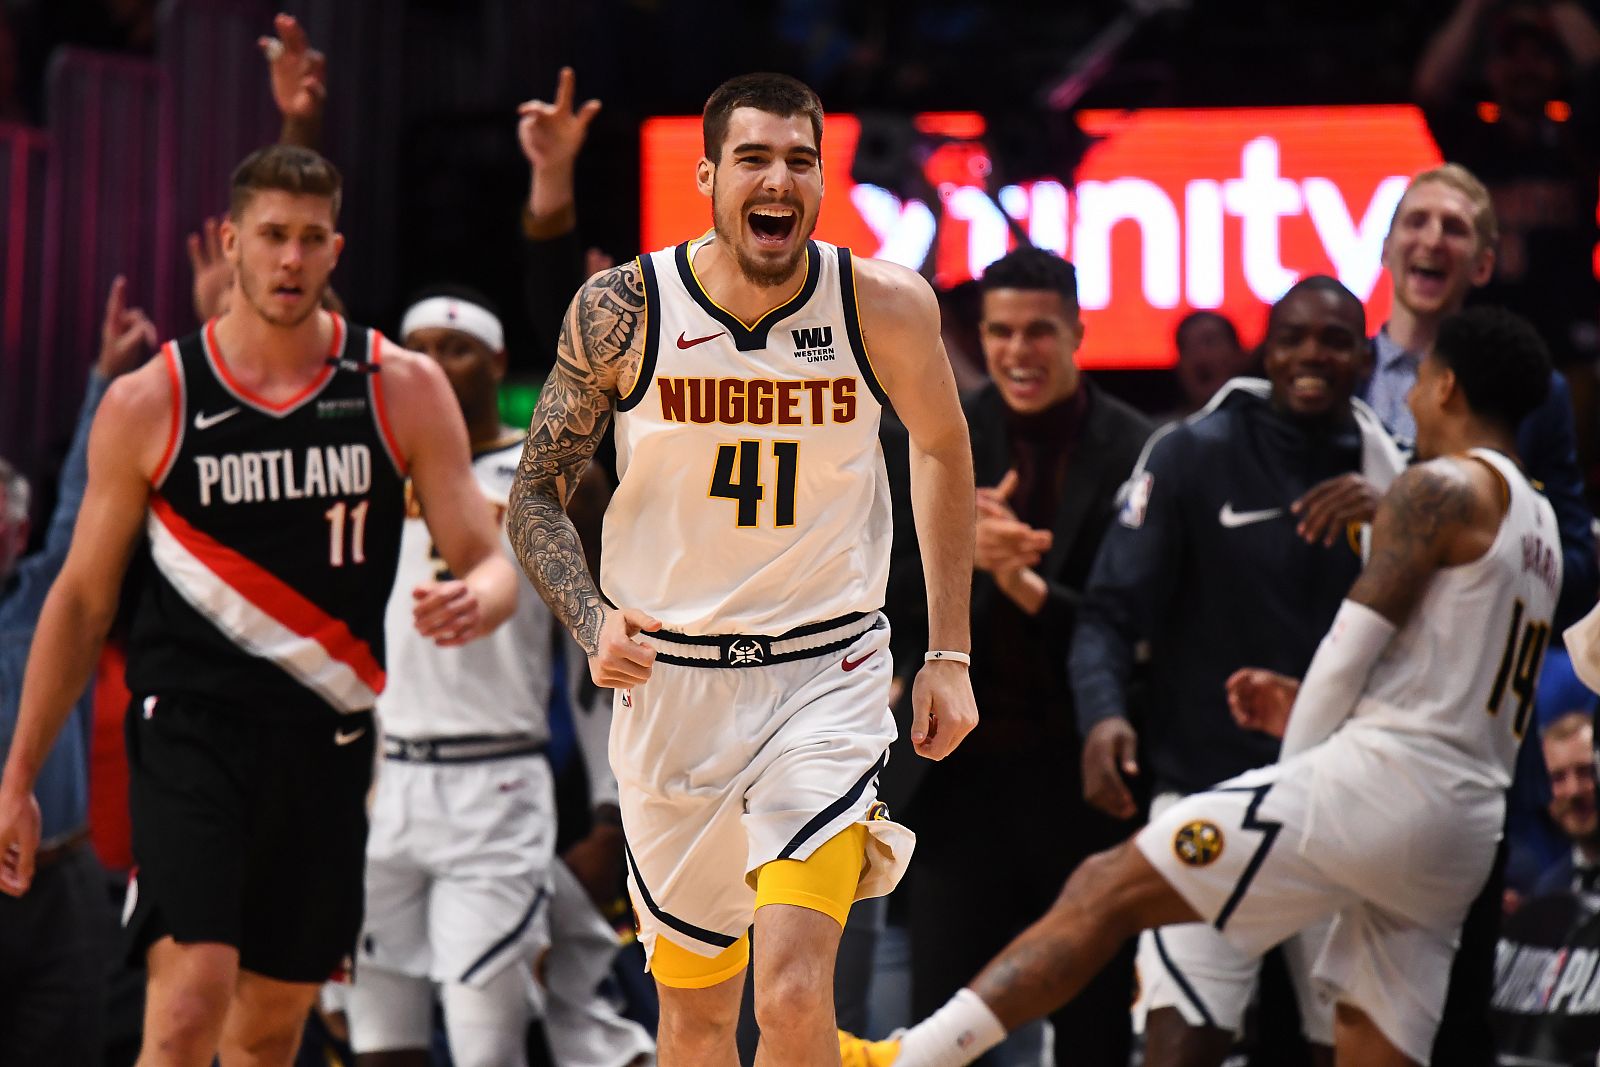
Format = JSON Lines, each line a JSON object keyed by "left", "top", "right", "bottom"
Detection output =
{"left": 1003, "top": 383, "right": 1090, "bottom": 528}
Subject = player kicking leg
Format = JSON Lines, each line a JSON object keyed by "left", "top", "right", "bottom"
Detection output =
{"left": 844, "top": 306, "right": 1560, "bottom": 1067}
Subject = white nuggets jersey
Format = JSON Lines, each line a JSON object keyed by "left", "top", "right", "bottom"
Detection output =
{"left": 602, "top": 236, "right": 892, "bottom": 635}
{"left": 377, "top": 432, "right": 553, "bottom": 739}
{"left": 1349, "top": 447, "right": 1560, "bottom": 785}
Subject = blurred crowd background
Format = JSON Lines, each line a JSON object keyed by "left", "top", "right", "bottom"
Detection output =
{"left": 9, "top": 1, "right": 1600, "bottom": 1065}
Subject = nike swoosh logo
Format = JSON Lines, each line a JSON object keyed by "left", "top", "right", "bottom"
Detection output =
{"left": 841, "top": 649, "right": 879, "bottom": 672}
{"left": 1218, "top": 503, "right": 1284, "bottom": 529}
{"left": 193, "top": 407, "right": 240, "bottom": 430}
{"left": 677, "top": 330, "right": 726, "bottom": 349}
{"left": 334, "top": 727, "right": 368, "bottom": 746}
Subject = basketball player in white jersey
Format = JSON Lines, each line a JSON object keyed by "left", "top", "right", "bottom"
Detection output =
{"left": 507, "top": 73, "right": 979, "bottom": 1066}
{"left": 841, "top": 307, "right": 1559, "bottom": 1067}
{"left": 344, "top": 286, "right": 650, "bottom": 1067}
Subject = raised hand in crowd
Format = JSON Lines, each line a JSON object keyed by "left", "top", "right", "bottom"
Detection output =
{"left": 99, "top": 275, "right": 158, "bottom": 377}
{"left": 259, "top": 11, "right": 326, "bottom": 148}
{"left": 185, "top": 216, "right": 230, "bottom": 323}
{"left": 1292, "top": 472, "right": 1380, "bottom": 547}
{"left": 518, "top": 67, "right": 602, "bottom": 229}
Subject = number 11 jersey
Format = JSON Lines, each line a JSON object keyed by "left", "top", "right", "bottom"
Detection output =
{"left": 602, "top": 237, "right": 892, "bottom": 636}
{"left": 127, "top": 316, "right": 407, "bottom": 717}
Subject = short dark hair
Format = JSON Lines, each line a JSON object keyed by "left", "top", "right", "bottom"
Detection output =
{"left": 1266, "top": 274, "right": 1364, "bottom": 333}
{"left": 229, "top": 144, "right": 342, "bottom": 221}
{"left": 1433, "top": 306, "right": 1551, "bottom": 429}
{"left": 978, "top": 248, "right": 1078, "bottom": 309}
{"left": 1175, "top": 310, "right": 1240, "bottom": 352}
{"left": 702, "top": 73, "right": 824, "bottom": 161}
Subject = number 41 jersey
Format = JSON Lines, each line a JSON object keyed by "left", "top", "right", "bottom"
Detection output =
{"left": 601, "top": 237, "right": 892, "bottom": 635}
{"left": 127, "top": 316, "right": 407, "bottom": 717}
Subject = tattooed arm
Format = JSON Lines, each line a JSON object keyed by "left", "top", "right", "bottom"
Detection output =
{"left": 1267, "top": 457, "right": 1497, "bottom": 756}
{"left": 507, "top": 262, "right": 661, "bottom": 686}
{"left": 1347, "top": 457, "right": 1492, "bottom": 625}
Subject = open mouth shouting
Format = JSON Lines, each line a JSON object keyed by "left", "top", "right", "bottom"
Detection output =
{"left": 1404, "top": 262, "right": 1452, "bottom": 304}
{"left": 747, "top": 203, "right": 799, "bottom": 249}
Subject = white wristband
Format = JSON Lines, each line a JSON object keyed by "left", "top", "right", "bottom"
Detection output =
{"left": 925, "top": 650, "right": 971, "bottom": 666}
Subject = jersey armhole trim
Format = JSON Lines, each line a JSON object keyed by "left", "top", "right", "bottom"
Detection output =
{"left": 616, "top": 254, "right": 660, "bottom": 413}
{"left": 1469, "top": 453, "right": 1511, "bottom": 511}
{"left": 837, "top": 248, "right": 890, "bottom": 407}
{"left": 367, "top": 329, "right": 409, "bottom": 477}
{"left": 152, "top": 341, "right": 185, "bottom": 488}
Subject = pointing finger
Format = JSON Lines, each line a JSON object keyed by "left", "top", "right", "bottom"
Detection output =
{"left": 554, "top": 66, "right": 575, "bottom": 111}
{"left": 276, "top": 13, "right": 307, "bottom": 54}
{"left": 104, "top": 274, "right": 127, "bottom": 326}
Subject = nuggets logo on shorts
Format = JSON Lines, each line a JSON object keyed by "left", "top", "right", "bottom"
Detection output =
{"left": 727, "top": 639, "right": 766, "bottom": 666}
{"left": 1173, "top": 821, "right": 1224, "bottom": 867}
{"left": 866, "top": 800, "right": 891, "bottom": 822}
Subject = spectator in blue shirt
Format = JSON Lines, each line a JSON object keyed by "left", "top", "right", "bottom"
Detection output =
{"left": 1362, "top": 163, "right": 1596, "bottom": 630}
{"left": 0, "top": 275, "right": 154, "bottom": 1064}
{"left": 1531, "top": 710, "right": 1600, "bottom": 899}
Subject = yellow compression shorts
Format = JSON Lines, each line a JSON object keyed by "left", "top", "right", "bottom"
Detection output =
{"left": 648, "top": 823, "right": 869, "bottom": 989}
{"left": 754, "top": 821, "right": 868, "bottom": 927}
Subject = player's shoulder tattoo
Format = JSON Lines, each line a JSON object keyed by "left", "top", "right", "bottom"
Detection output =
{"left": 1380, "top": 459, "right": 1479, "bottom": 549}
{"left": 1350, "top": 458, "right": 1480, "bottom": 620}
{"left": 570, "top": 260, "right": 647, "bottom": 388}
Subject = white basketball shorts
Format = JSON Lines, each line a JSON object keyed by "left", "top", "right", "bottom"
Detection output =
{"left": 1135, "top": 728, "right": 1503, "bottom": 1064}
{"left": 356, "top": 750, "right": 556, "bottom": 988}
{"left": 614, "top": 612, "right": 914, "bottom": 967}
{"left": 1134, "top": 796, "right": 1334, "bottom": 1044}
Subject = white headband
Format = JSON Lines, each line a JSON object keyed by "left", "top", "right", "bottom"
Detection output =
{"left": 400, "top": 296, "right": 504, "bottom": 352}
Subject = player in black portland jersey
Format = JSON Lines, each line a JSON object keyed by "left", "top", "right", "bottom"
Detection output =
{"left": 0, "top": 144, "right": 517, "bottom": 1067}
{"left": 127, "top": 313, "right": 408, "bottom": 716}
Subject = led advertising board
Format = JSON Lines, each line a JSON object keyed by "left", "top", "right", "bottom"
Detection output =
{"left": 642, "top": 107, "right": 1444, "bottom": 369}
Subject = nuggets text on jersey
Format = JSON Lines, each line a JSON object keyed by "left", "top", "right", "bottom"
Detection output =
{"left": 656, "top": 376, "right": 858, "bottom": 426}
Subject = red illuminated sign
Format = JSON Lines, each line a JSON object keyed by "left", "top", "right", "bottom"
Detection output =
{"left": 641, "top": 107, "right": 1444, "bottom": 370}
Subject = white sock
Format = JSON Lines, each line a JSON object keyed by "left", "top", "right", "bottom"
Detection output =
{"left": 894, "top": 988, "right": 1006, "bottom": 1067}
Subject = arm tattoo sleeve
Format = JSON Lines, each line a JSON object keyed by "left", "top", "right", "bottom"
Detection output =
{"left": 1348, "top": 463, "right": 1477, "bottom": 624}
{"left": 507, "top": 263, "right": 645, "bottom": 654}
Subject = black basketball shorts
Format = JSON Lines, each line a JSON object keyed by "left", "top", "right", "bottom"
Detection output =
{"left": 122, "top": 692, "right": 376, "bottom": 983}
